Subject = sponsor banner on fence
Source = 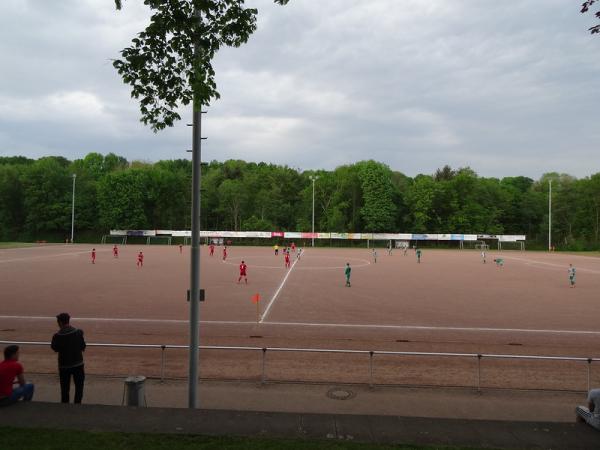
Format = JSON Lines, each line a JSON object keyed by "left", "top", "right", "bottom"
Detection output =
{"left": 110, "top": 230, "right": 127, "bottom": 236}
{"left": 463, "top": 234, "right": 478, "bottom": 241}
{"left": 155, "top": 230, "right": 173, "bottom": 236}
{"left": 244, "top": 231, "right": 272, "bottom": 238}
{"left": 438, "top": 234, "right": 452, "bottom": 240}
{"left": 362, "top": 233, "right": 374, "bottom": 240}
{"left": 271, "top": 231, "right": 284, "bottom": 238}
{"left": 301, "top": 232, "right": 318, "bottom": 239}
{"left": 412, "top": 233, "right": 439, "bottom": 240}
{"left": 317, "top": 232, "right": 331, "bottom": 239}
{"left": 397, "top": 233, "right": 412, "bottom": 240}
{"left": 284, "top": 231, "right": 301, "bottom": 239}
{"left": 126, "top": 230, "right": 155, "bottom": 237}
{"left": 330, "top": 232, "right": 348, "bottom": 239}
{"left": 477, "top": 234, "right": 497, "bottom": 240}
{"left": 347, "top": 233, "right": 363, "bottom": 240}
{"left": 372, "top": 233, "right": 398, "bottom": 240}
{"left": 450, "top": 234, "right": 464, "bottom": 241}
{"left": 498, "top": 235, "right": 526, "bottom": 242}
{"left": 171, "top": 231, "right": 190, "bottom": 237}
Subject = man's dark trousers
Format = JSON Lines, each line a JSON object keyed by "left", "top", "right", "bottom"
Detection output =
{"left": 59, "top": 365, "right": 84, "bottom": 403}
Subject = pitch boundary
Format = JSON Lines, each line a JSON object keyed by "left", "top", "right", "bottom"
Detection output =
{"left": 2, "top": 315, "right": 600, "bottom": 336}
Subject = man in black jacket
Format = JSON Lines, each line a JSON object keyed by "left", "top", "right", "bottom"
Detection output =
{"left": 51, "top": 313, "right": 86, "bottom": 403}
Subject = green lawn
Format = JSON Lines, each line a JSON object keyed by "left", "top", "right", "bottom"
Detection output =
{"left": 0, "top": 427, "right": 492, "bottom": 450}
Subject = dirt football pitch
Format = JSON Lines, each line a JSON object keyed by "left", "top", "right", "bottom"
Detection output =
{"left": 1, "top": 243, "right": 600, "bottom": 391}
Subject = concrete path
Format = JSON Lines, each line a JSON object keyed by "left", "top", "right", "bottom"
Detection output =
{"left": 1, "top": 374, "right": 598, "bottom": 449}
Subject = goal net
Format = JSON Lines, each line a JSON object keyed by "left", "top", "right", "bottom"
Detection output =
{"left": 101, "top": 235, "right": 127, "bottom": 245}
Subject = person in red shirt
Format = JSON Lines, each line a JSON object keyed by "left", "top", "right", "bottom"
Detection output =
{"left": 209, "top": 243, "right": 215, "bottom": 256}
{"left": 238, "top": 260, "right": 248, "bottom": 284}
{"left": 91, "top": 248, "right": 96, "bottom": 264}
{"left": 137, "top": 251, "right": 144, "bottom": 268}
{"left": 223, "top": 246, "right": 227, "bottom": 261}
{"left": 0, "top": 345, "right": 34, "bottom": 405}
{"left": 284, "top": 252, "right": 290, "bottom": 269}
{"left": 291, "top": 242, "right": 296, "bottom": 253}
{"left": 113, "top": 245, "right": 119, "bottom": 258}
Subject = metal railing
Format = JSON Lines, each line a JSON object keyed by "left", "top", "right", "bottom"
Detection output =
{"left": 2, "top": 340, "right": 597, "bottom": 392}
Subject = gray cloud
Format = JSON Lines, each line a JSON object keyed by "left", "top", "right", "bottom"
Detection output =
{"left": 1, "top": 0, "right": 599, "bottom": 178}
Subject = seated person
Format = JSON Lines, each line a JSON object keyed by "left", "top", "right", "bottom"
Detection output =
{"left": 0, "top": 345, "right": 34, "bottom": 406}
{"left": 576, "top": 388, "right": 600, "bottom": 430}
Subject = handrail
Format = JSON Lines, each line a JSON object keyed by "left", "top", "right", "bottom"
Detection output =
{"left": 1, "top": 340, "right": 596, "bottom": 391}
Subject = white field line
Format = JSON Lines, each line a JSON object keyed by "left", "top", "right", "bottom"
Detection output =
{"left": 259, "top": 252, "right": 301, "bottom": 323}
{"left": 2, "top": 315, "right": 600, "bottom": 336}
{"left": 0, "top": 249, "right": 111, "bottom": 264}
{"left": 501, "top": 255, "right": 600, "bottom": 274}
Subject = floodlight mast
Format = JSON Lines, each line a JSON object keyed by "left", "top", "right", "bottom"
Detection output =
{"left": 70, "top": 174, "right": 76, "bottom": 243}
{"left": 548, "top": 179, "right": 552, "bottom": 251}
{"left": 309, "top": 175, "right": 319, "bottom": 247}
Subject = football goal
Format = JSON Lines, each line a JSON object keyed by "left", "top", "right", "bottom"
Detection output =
{"left": 101, "top": 235, "right": 127, "bottom": 245}
{"left": 146, "top": 236, "right": 172, "bottom": 245}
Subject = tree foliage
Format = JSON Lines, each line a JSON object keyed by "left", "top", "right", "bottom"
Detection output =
{"left": 4, "top": 152, "right": 600, "bottom": 249}
{"left": 113, "top": 0, "right": 289, "bottom": 131}
{"left": 582, "top": 0, "right": 600, "bottom": 34}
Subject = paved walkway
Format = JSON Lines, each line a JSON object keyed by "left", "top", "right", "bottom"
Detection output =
{"left": 1, "top": 374, "right": 598, "bottom": 449}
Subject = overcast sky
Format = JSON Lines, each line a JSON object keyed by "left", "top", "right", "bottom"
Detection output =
{"left": 1, "top": 0, "right": 599, "bottom": 179}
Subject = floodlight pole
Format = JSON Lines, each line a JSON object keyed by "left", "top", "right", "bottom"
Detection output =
{"left": 548, "top": 179, "right": 552, "bottom": 251}
{"left": 309, "top": 175, "right": 318, "bottom": 247}
{"left": 70, "top": 174, "right": 76, "bottom": 243}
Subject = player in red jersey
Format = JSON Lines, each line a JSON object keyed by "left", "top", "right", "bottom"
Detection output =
{"left": 291, "top": 242, "right": 296, "bottom": 253}
{"left": 238, "top": 260, "right": 248, "bottom": 284}
{"left": 113, "top": 245, "right": 119, "bottom": 258}
{"left": 284, "top": 252, "right": 290, "bottom": 268}
{"left": 209, "top": 243, "right": 215, "bottom": 256}
{"left": 223, "top": 246, "right": 227, "bottom": 260}
{"left": 91, "top": 248, "right": 96, "bottom": 264}
{"left": 137, "top": 251, "right": 144, "bottom": 268}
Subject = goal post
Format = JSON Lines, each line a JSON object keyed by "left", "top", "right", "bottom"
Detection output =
{"left": 146, "top": 236, "right": 172, "bottom": 245}
{"left": 101, "top": 235, "right": 127, "bottom": 245}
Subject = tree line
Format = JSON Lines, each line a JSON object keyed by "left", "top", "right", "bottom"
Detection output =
{"left": 0, "top": 153, "right": 598, "bottom": 249}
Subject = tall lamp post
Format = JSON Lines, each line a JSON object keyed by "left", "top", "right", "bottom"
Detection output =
{"left": 548, "top": 179, "right": 552, "bottom": 251}
{"left": 70, "top": 174, "right": 76, "bottom": 243}
{"left": 309, "top": 175, "right": 319, "bottom": 247}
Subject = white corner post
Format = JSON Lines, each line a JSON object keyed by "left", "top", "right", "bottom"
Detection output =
{"left": 70, "top": 174, "right": 76, "bottom": 243}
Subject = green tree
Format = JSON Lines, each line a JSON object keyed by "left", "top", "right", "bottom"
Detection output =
{"left": 114, "top": 0, "right": 290, "bottom": 130}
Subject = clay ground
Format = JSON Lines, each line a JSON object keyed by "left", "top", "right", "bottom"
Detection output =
{"left": 1, "top": 243, "right": 600, "bottom": 391}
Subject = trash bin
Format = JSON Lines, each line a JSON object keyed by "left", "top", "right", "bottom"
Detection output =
{"left": 123, "top": 375, "right": 146, "bottom": 406}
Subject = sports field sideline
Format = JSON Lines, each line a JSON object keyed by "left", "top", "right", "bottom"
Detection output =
{"left": 1, "top": 244, "right": 600, "bottom": 390}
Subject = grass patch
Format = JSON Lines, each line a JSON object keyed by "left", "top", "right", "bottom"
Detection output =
{"left": 0, "top": 242, "right": 39, "bottom": 249}
{"left": 0, "top": 426, "right": 492, "bottom": 450}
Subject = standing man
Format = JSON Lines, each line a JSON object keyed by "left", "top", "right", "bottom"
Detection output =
{"left": 372, "top": 248, "right": 378, "bottom": 263}
{"left": 209, "top": 243, "right": 215, "bottom": 257}
{"left": 51, "top": 313, "right": 86, "bottom": 404}
{"left": 91, "top": 248, "right": 96, "bottom": 264}
{"left": 238, "top": 260, "right": 248, "bottom": 284}
{"left": 576, "top": 388, "right": 600, "bottom": 430}
{"left": 179, "top": 244, "right": 183, "bottom": 254}
{"left": 481, "top": 250, "right": 486, "bottom": 264}
{"left": 345, "top": 263, "right": 352, "bottom": 287}
{"left": 223, "top": 246, "right": 228, "bottom": 261}
{"left": 569, "top": 264, "right": 576, "bottom": 288}
{"left": 416, "top": 248, "right": 422, "bottom": 263}
{"left": 113, "top": 245, "right": 119, "bottom": 258}
{"left": 284, "top": 251, "right": 291, "bottom": 269}
{"left": 137, "top": 251, "right": 144, "bottom": 268}
{"left": 0, "top": 345, "right": 34, "bottom": 405}
{"left": 274, "top": 244, "right": 279, "bottom": 256}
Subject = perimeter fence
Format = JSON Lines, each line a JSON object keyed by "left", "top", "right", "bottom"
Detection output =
{"left": 2, "top": 340, "right": 598, "bottom": 392}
